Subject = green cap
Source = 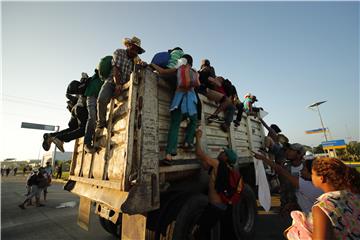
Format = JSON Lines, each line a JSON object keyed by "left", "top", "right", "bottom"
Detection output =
{"left": 223, "top": 148, "right": 238, "bottom": 165}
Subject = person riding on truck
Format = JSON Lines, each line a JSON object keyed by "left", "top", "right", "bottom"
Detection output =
{"left": 96, "top": 36, "right": 145, "bottom": 131}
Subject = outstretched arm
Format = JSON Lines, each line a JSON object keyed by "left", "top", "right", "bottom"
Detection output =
{"left": 150, "top": 63, "right": 177, "bottom": 75}
{"left": 253, "top": 151, "right": 299, "bottom": 188}
{"left": 195, "top": 129, "right": 219, "bottom": 170}
{"left": 259, "top": 118, "right": 277, "bottom": 140}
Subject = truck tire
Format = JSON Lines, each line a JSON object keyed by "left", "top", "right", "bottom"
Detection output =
{"left": 172, "top": 194, "right": 220, "bottom": 240}
{"left": 99, "top": 216, "right": 121, "bottom": 238}
{"left": 232, "top": 184, "right": 257, "bottom": 239}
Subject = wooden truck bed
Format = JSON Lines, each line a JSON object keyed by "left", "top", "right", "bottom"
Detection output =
{"left": 66, "top": 67, "right": 265, "bottom": 230}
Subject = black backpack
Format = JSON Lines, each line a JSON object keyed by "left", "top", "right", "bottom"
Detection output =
{"left": 223, "top": 79, "right": 235, "bottom": 97}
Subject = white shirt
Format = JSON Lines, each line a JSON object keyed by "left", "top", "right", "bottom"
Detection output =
{"left": 296, "top": 177, "right": 323, "bottom": 214}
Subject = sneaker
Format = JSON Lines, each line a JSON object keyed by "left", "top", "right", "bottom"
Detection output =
{"left": 183, "top": 142, "right": 194, "bottom": 149}
{"left": 52, "top": 138, "right": 64, "bottom": 152}
{"left": 84, "top": 144, "right": 96, "bottom": 154}
{"left": 221, "top": 123, "right": 229, "bottom": 132}
{"left": 42, "top": 133, "right": 53, "bottom": 151}
{"left": 207, "top": 115, "right": 219, "bottom": 123}
{"left": 96, "top": 122, "right": 106, "bottom": 130}
{"left": 233, "top": 120, "right": 240, "bottom": 127}
{"left": 18, "top": 204, "right": 25, "bottom": 210}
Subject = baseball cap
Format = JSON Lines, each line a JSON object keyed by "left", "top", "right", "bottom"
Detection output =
{"left": 223, "top": 148, "right": 238, "bottom": 165}
{"left": 288, "top": 143, "right": 306, "bottom": 156}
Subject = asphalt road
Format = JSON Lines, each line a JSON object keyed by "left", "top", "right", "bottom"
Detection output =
{"left": 1, "top": 175, "right": 116, "bottom": 240}
{"left": 1, "top": 175, "right": 286, "bottom": 240}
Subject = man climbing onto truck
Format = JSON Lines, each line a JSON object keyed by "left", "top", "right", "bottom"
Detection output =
{"left": 194, "top": 129, "right": 244, "bottom": 240}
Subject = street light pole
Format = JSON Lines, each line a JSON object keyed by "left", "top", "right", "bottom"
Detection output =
{"left": 51, "top": 125, "right": 60, "bottom": 168}
{"left": 308, "top": 101, "right": 328, "bottom": 142}
{"left": 315, "top": 105, "right": 328, "bottom": 141}
{"left": 21, "top": 122, "right": 58, "bottom": 167}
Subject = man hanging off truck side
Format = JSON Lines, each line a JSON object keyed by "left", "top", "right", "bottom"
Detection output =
{"left": 42, "top": 78, "right": 88, "bottom": 152}
{"left": 194, "top": 129, "right": 244, "bottom": 240}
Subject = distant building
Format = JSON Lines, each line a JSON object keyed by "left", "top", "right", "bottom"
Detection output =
{"left": 0, "top": 159, "right": 41, "bottom": 168}
{"left": 42, "top": 151, "right": 73, "bottom": 166}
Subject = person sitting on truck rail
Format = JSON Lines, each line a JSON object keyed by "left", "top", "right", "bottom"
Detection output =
{"left": 96, "top": 36, "right": 145, "bottom": 130}
{"left": 206, "top": 77, "right": 237, "bottom": 132}
{"left": 194, "top": 129, "right": 243, "bottom": 240}
{"left": 243, "top": 93, "right": 263, "bottom": 117}
{"left": 152, "top": 54, "right": 200, "bottom": 165}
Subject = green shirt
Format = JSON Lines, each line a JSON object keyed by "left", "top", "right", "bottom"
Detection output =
{"left": 84, "top": 72, "right": 103, "bottom": 97}
{"left": 167, "top": 49, "right": 184, "bottom": 68}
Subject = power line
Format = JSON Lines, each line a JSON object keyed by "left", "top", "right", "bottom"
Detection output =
{"left": 3, "top": 94, "right": 65, "bottom": 106}
{"left": 2, "top": 95, "right": 66, "bottom": 110}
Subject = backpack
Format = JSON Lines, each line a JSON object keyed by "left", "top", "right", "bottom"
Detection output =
{"left": 98, "top": 55, "right": 113, "bottom": 80}
{"left": 27, "top": 174, "right": 37, "bottom": 186}
{"left": 176, "top": 65, "right": 198, "bottom": 91}
{"left": 223, "top": 79, "right": 235, "bottom": 97}
{"left": 151, "top": 52, "right": 170, "bottom": 68}
{"left": 218, "top": 167, "right": 244, "bottom": 205}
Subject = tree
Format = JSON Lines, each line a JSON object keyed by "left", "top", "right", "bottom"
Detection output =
{"left": 346, "top": 141, "right": 360, "bottom": 161}
{"left": 313, "top": 144, "right": 324, "bottom": 154}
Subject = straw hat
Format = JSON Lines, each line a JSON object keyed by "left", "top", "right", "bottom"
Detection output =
{"left": 123, "top": 36, "right": 145, "bottom": 54}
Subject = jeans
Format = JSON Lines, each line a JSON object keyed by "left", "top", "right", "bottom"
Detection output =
{"left": 97, "top": 80, "right": 115, "bottom": 127}
{"left": 84, "top": 96, "right": 97, "bottom": 145}
{"left": 51, "top": 106, "right": 87, "bottom": 142}
{"left": 166, "top": 109, "right": 197, "bottom": 155}
{"left": 235, "top": 102, "right": 244, "bottom": 122}
{"left": 223, "top": 104, "right": 235, "bottom": 126}
{"left": 197, "top": 203, "right": 227, "bottom": 240}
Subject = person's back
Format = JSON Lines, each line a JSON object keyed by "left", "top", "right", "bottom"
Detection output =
{"left": 314, "top": 190, "right": 360, "bottom": 238}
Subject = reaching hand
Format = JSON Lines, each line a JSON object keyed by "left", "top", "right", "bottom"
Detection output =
{"left": 195, "top": 129, "right": 202, "bottom": 139}
{"left": 114, "top": 85, "right": 122, "bottom": 96}
{"left": 252, "top": 151, "right": 266, "bottom": 160}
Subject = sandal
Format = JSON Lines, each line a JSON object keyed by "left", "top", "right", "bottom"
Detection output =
{"left": 160, "top": 159, "right": 173, "bottom": 166}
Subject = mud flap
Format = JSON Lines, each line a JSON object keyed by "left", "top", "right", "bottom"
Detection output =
{"left": 77, "top": 196, "right": 91, "bottom": 231}
{"left": 121, "top": 213, "right": 146, "bottom": 240}
{"left": 120, "top": 181, "right": 149, "bottom": 215}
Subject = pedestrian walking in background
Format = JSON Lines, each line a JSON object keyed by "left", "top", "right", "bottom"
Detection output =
{"left": 56, "top": 163, "right": 62, "bottom": 179}
{"left": 43, "top": 162, "right": 52, "bottom": 201}
{"left": 19, "top": 167, "right": 48, "bottom": 209}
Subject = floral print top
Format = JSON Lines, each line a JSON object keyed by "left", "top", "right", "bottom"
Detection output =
{"left": 314, "top": 190, "right": 360, "bottom": 240}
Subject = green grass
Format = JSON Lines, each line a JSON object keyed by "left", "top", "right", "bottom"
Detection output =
{"left": 61, "top": 172, "right": 70, "bottom": 181}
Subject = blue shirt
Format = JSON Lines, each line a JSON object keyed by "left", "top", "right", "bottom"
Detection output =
{"left": 170, "top": 90, "right": 198, "bottom": 116}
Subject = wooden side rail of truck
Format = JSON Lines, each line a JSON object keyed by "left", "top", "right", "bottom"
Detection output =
{"left": 65, "top": 67, "right": 266, "bottom": 240}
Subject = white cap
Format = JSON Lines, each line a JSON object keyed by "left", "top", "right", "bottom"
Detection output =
{"left": 304, "top": 151, "right": 315, "bottom": 160}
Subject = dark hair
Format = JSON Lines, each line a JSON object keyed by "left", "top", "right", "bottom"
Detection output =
{"left": 182, "top": 54, "right": 193, "bottom": 66}
{"left": 203, "top": 59, "right": 210, "bottom": 66}
{"left": 168, "top": 47, "right": 183, "bottom": 53}
{"left": 67, "top": 80, "right": 81, "bottom": 94}
{"left": 270, "top": 124, "right": 281, "bottom": 133}
{"left": 312, "top": 157, "right": 360, "bottom": 194}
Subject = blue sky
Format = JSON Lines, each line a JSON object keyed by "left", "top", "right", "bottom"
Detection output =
{"left": 1, "top": 1, "right": 359, "bottom": 160}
